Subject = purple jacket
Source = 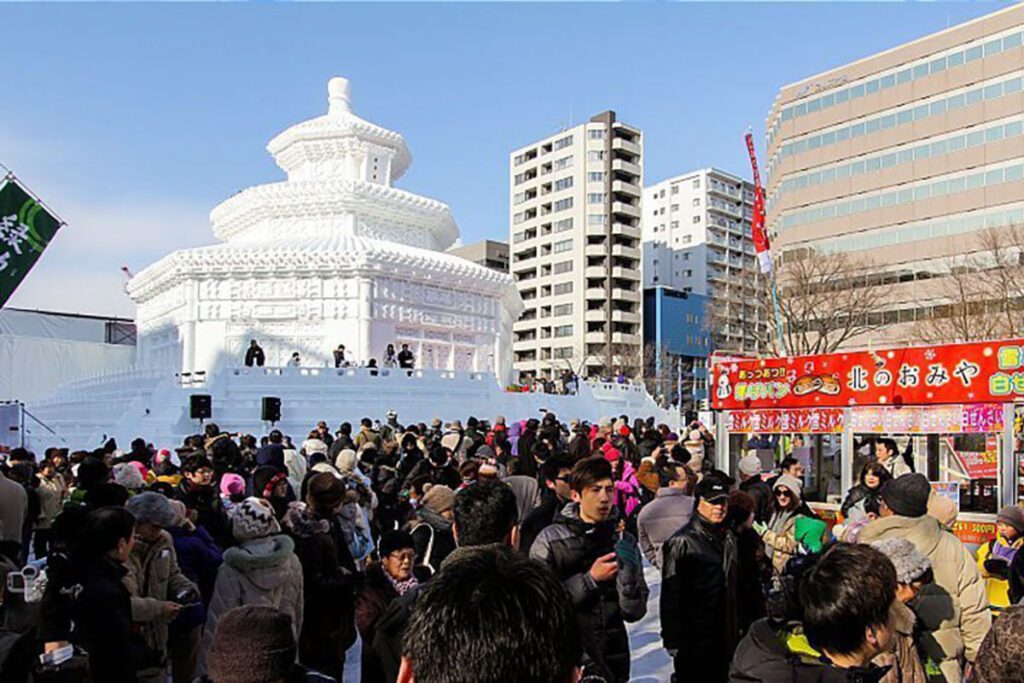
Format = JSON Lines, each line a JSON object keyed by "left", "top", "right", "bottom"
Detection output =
{"left": 167, "top": 524, "right": 223, "bottom": 632}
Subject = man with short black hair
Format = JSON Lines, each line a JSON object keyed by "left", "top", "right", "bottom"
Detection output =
{"left": 355, "top": 417, "right": 382, "bottom": 451}
{"left": 519, "top": 456, "right": 574, "bottom": 554}
{"left": 244, "top": 339, "right": 265, "bottom": 368}
{"left": 397, "top": 343, "right": 415, "bottom": 370}
{"left": 637, "top": 459, "right": 695, "bottom": 567}
{"left": 174, "top": 453, "right": 230, "bottom": 549}
{"left": 255, "top": 429, "right": 285, "bottom": 469}
{"left": 661, "top": 473, "right": 740, "bottom": 683}
{"left": 530, "top": 457, "right": 648, "bottom": 682}
{"left": 398, "top": 550, "right": 582, "bottom": 683}
{"left": 801, "top": 543, "right": 897, "bottom": 672}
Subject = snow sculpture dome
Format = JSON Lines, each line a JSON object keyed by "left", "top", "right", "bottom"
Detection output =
{"left": 127, "top": 77, "right": 522, "bottom": 381}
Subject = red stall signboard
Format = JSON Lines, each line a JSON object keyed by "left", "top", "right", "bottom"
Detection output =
{"left": 711, "top": 338, "right": 1024, "bottom": 410}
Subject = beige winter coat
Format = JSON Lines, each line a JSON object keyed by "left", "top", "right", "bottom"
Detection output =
{"left": 859, "top": 514, "right": 991, "bottom": 683}
{"left": 122, "top": 530, "right": 198, "bottom": 667}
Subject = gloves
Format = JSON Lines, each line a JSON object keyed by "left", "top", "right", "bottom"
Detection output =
{"left": 613, "top": 538, "right": 643, "bottom": 572}
{"left": 984, "top": 557, "right": 1009, "bottom": 579}
{"left": 752, "top": 521, "right": 768, "bottom": 536}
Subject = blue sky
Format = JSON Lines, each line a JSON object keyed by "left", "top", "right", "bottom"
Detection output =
{"left": 1, "top": 1, "right": 1010, "bottom": 316}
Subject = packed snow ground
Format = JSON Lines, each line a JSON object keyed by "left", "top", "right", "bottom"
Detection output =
{"left": 342, "top": 562, "right": 671, "bottom": 682}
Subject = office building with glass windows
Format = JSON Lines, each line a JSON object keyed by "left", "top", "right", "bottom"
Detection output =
{"left": 765, "top": 3, "right": 1024, "bottom": 344}
{"left": 509, "top": 111, "right": 643, "bottom": 382}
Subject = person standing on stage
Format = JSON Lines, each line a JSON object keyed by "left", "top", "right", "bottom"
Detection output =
{"left": 244, "top": 340, "right": 265, "bottom": 368}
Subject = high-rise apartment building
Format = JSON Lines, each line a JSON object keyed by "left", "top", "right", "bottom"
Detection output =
{"left": 765, "top": 3, "right": 1024, "bottom": 346}
{"left": 643, "top": 168, "right": 768, "bottom": 354}
{"left": 448, "top": 239, "right": 510, "bottom": 273}
{"left": 509, "top": 111, "right": 643, "bottom": 382}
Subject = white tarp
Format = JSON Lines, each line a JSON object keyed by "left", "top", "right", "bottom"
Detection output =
{"left": 0, "top": 335, "right": 135, "bottom": 403}
{"left": 0, "top": 308, "right": 113, "bottom": 343}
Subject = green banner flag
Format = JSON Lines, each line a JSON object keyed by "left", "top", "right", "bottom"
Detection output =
{"left": 0, "top": 177, "right": 63, "bottom": 308}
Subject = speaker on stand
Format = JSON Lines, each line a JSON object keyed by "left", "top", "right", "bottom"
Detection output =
{"left": 261, "top": 396, "right": 281, "bottom": 425}
{"left": 190, "top": 394, "right": 212, "bottom": 426}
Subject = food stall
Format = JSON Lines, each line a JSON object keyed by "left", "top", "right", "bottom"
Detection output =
{"left": 711, "top": 338, "right": 1024, "bottom": 547}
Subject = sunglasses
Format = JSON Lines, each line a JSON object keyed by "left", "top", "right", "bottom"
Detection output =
{"left": 775, "top": 490, "right": 792, "bottom": 498}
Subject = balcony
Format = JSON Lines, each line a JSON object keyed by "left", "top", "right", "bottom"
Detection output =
{"left": 611, "top": 201, "right": 641, "bottom": 219}
{"left": 611, "top": 244, "right": 640, "bottom": 259}
{"left": 707, "top": 251, "right": 726, "bottom": 264}
{"left": 611, "top": 180, "right": 641, "bottom": 197}
{"left": 612, "top": 287, "right": 639, "bottom": 300}
{"left": 612, "top": 137, "right": 642, "bottom": 156}
{"left": 612, "top": 310, "right": 640, "bottom": 324}
{"left": 612, "top": 266, "right": 640, "bottom": 281}
{"left": 708, "top": 199, "right": 742, "bottom": 219}
{"left": 611, "top": 159, "right": 641, "bottom": 176}
{"left": 585, "top": 243, "right": 606, "bottom": 258}
{"left": 585, "top": 265, "right": 607, "bottom": 279}
{"left": 612, "top": 332, "right": 641, "bottom": 345}
{"left": 586, "top": 331, "right": 607, "bottom": 344}
{"left": 612, "top": 222, "right": 641, "bottom": 238}
{"left": 708, "top": 182, "right": 741, "bottom": 200}
{"left": 585, "top": 286, "right": 607, "bottom": 300}
{"left": 586, "top": 309, "right": 607, "bottom": 322}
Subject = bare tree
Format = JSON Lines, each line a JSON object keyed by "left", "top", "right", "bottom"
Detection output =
{"left": 915, "top": 225, "right": 1024, "bottom": 343}
{"left": 730, "top": 249, "right": 893, "bottom": 356}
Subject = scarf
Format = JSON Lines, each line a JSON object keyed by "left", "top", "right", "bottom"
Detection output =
{"left": 385, "top": 571, "right": 419, "bottom": 596}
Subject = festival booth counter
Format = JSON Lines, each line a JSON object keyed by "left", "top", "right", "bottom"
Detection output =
{"left": 711, "top": 338, "right": 1024, "bottom": 548}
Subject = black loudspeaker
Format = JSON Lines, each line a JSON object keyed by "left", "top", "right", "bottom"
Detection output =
{"left": 261, "top": 396, "right": 281, "bottom": 423}
{"left": 190, "top": 394, "right": 212, "bottom": 421}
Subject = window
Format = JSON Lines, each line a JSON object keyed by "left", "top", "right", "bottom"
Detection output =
{"left": 671, "top": 185, "right": 680, "bottom": 195}
{"left": 553, "top": 282, "right": 573, "bottom": 295}
{"left": 513, "top": 212, "right": 525, "bottom": 225}
{"left": 553, "top": 198, "right": 573, "bottom": 212}
{"left": 513, "top": 192, "right": 527, "bottom": 205}
{"left": 554, "top": 176, "right": 573, "bottom": 191}
{"left": 588, "top": 215, "right": 607, "bottom": 225}
{"left": 553, "top": 135, "right": 574, "bottom": 150}
{"left": 692, "top": 198, "right": 700, "bottom": 207}
{"left": 588, "top": 129, "right": 606, "bottom": 140}
{"left": 554, "top": 347, "right": 573, "bottom": 359}
{"left": 554, "top": 218, "right": 573, "bottom": 232}
{"left": 553, "top": 303, "right": 573, "bottom": 316}
{"left": 670, "top": 220, "right": 679, "bottom": 229}
{"left": 588, "top": 171, "right": 605, "bottom": 182}
{"left": 553, "top": 260, "right": 573, "bottom": 274}
{"left": 553, "top": 239, "right": 573, "bottom": 253}
{"left": 553, "top": 156, "right": 573, "bottom": 170}
{"left": 692, "top": 215, "right": 701, "bottom": 223}
{"left": 670, "top": 204, "right": 679, "bottom": 212}
{"left": 692, "top": 178, "right": 700, "bottom": 189}
{"left": 588, "top": 193, "right": 606, "bottom": 204}
{"left": 588, "top": 151, "right": 605, "bottom": 162}
{"left": 682, "top": 235, "right": 692, "bottom": 244}
{"left": 553, "top": 325, "right": 573, "bottom": 338}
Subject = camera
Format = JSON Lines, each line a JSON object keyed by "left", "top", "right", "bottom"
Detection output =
{"left": 6, "top": 562, "right": 47, "bottom": 603}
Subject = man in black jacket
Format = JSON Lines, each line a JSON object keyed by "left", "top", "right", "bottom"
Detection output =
{"left": 660, "top": 473, "right": 740, "bottom": 683}
{"left": 244, "top": 339, "right": 265, "bottom": 367}
{"left": 519, "top": 456, "right": 573, "bottom": 554}
{"left": 530, "top": 457, "right": 648, "bottom": 683}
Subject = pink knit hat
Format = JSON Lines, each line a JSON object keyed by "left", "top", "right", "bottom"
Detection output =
{"left": 220, "top": 473, "right": 246, "bottom": 497}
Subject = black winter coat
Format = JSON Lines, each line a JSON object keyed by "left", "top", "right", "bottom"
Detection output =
{"left": 69, "top": 555, "right": 140, "bottom": 683}
{"left": 283, "top": 506, "right": 359, "bottom": 680}
{"left": 174, "top": 481, "right": 231, "bottom": 549}
{"left": 519, "top": 487, "right": 561, "bottom": 556}
{"left": 660, "top": 514, "right": 741, "bottom": 683}
{"left": 729, "top": 619, "right": 890, "bottom": 683}
{"left": 739, "top": 477, "right": 774, "bottom": 525}
{"left": 529, "top": 504, "right": 648, "bottom": 683}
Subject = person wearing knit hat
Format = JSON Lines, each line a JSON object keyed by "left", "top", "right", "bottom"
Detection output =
{"left": 865, "top": 537, "right": 932, "bottom": 683}
{"left": 355, "top": 530, "right": 419, "bottom": 683}
{"left": 753, "top": 473, "right": 806, "bottom": 573}
{"left": 737, "top": 453, "right": 772, "bottom": 525}
{"left": 975, "top": 505, "right": 1024, "bottom": 612}
{"left": 203, "top": 606, "right": 315, "bottom": 683}
{"left": 859, "top": 473, "right": 992, "bottom": 681}
{"left": 113, "top": 462, "right": 146, "bottom": 493}
{"left": 230, "top": 497, "right": 282, "bottom": 542}
{"left": 411, "top": 484, "right": 456, "bottom": 577}
{"left": 197, "top": 498, "right": 302, "bottom": 678}
{"left": 218, "top": 473, "right": 246, "bottom": 515}
{"left": 123, "top": 492, "right": 201, "bottom": 683}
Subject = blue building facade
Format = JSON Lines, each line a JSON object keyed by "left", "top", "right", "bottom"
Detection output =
{"left": 643, "top": 287, "right": 711, "bottom": 409}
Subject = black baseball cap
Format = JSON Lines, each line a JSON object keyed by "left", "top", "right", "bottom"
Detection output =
{"left": 694, "top": 475, "right": 730, "bottom": 503}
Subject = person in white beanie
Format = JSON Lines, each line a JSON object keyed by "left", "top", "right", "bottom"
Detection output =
{"left": 753, "top": 473, "right": 807, "bottom": 574}
{"left": 736, "top": 453, "right": 772, "bottom": 524}
{"left": 197, "top": 497, "right": 303, "bottom": 676}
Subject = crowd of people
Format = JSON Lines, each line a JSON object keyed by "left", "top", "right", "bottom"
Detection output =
{"left": 0, "top": 413, "right": 1021, "bottom": 682}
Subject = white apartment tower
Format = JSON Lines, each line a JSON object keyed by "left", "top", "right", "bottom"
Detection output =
{"left": 509, "top": 111, "right": 643, "bottom": 382}
{"left": 642, "top": 168, "right": 768, "bottom": 355}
